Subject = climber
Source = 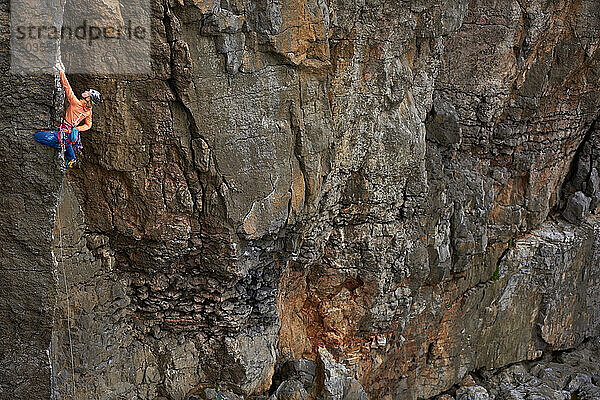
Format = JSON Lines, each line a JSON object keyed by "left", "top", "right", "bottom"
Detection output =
{"left": 34, "top": 62, "right": 101, "bottom": 168}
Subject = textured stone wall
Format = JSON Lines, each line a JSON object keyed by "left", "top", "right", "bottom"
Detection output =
{"left": 0, "top": 73, "right": 60, "bottom": 398}
{"left": 2, "top": 0, "right": 600, "bottom": 399}
{"left": 0, "top": 0, "right": 64, "bottom": 396}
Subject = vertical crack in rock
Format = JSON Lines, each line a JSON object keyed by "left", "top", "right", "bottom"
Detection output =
{"left": 0, "top": 0, "right": 65, "bottom": 397}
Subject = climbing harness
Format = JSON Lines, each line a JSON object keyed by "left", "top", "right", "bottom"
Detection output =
{"left": 58, "top": 120, "right": 83, "bottom": 150}
{"left": 58, "top": 106, "right": 87, "bottom": 149}
{"left": 57, "top": 123, "right": 68, "bottom": 151}
{"left": 53, "top": 173, "right": 77, "bottom": 399}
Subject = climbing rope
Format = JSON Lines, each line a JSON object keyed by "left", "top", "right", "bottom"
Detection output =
{"left": 56, "top": 172, "right": 77, "bottom": 399}
{"left": 49, "top": 335, "right": 57, "bottom": 400}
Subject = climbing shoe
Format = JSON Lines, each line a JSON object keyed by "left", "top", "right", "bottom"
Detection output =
{"left": 66, "top": 159, "right": 78, "bottom": 169}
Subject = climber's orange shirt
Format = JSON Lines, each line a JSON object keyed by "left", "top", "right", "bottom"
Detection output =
{"left": 59, "top": 70, "right": 92, "bottom": 131}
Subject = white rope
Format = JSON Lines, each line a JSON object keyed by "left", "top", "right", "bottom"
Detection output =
{"left": 57, "top": 173, "right": 77, "bottom": 399}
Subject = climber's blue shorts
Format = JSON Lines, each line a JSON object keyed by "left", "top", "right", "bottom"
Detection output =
{"left": 34, "top": 130, "right": 75, "bottom": 164}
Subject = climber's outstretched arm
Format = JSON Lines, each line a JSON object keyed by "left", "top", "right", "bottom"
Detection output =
{"left": 59, "top": 70, "right": 79, "bottom": 105}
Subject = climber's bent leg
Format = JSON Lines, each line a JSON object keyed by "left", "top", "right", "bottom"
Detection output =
{"left": 65, "top": 143, "right": 77, "bottom": 168}
{"left": 36, "top": 130, "right": 78, "bottom": 167}
{"left": 34, "top": 130, "right": 60, "bottom": 149}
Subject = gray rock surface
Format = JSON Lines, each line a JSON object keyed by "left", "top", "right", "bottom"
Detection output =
{"left": 315, "top": 347, "right": 349, "bottom": 400}
{"left": 426, "top": 95, "right": 462, "bottom": 147}
{"left": 312, "top": 348, "right": 368, "bottom": 400}
{"left": 271, "top": 379, "right": 308, "bottom": 400}
{"left": 455, "top": 386, "right": 489, "bottom": 400}
{"left": 563, "top": 122, "right": 600, "bottom": 213}
{"left": 563, "top": 191, "right": 592, "bottom": 224}
{"left": 342, "top": 378, "right": 369, "bottom": 400}
{"left": 281, "top": 360, "right": 317, "bottom": 391}
{"left": 479, "top": 339, "right": 600, "bottom": 400}
{"left": 0, "top": 2, "right": 64, "bottom": 397}
{"left": 1, "top": 0, "right": 600, "bottom": 399}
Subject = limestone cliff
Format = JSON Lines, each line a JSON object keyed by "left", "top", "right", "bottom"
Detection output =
{"left": 1, "top": 0, "right": 600, "bottom": 399}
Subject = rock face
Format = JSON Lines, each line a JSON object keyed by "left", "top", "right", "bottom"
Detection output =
{"left": 445, "top": 338, "right": 600, "bottom": 400}
{"left": 2, "top": 0, "right": 600, "bottom": 400}
{"left": 0, "top": 5, "right": 63, "bottom": 395}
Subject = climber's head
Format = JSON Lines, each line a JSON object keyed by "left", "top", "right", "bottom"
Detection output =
{"left": 82, "top": 89, "right": 101, "bottom": 108}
